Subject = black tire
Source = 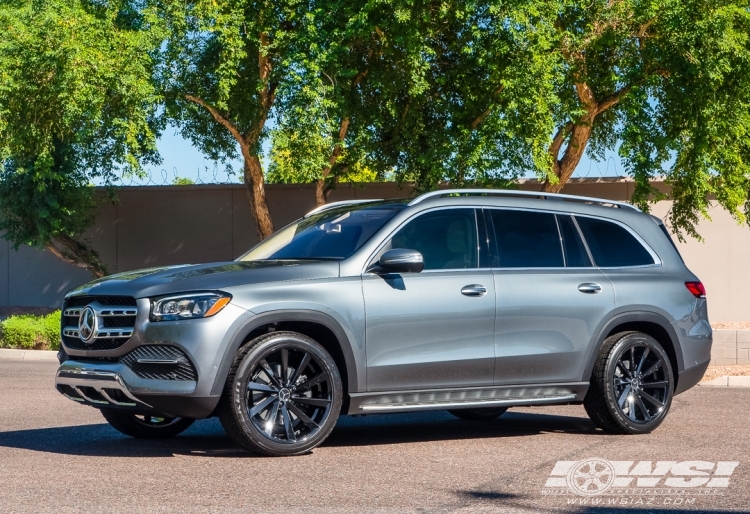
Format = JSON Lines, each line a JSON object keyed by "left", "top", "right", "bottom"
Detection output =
{"left": 101, "top": 409, "right": 195, "bottom": 439}
{"left": 447, "top": 407, "right": 508, "bottom": 421}
{"left": 584, "top": 331, "right": 674, "bottom": 434}
{"left": 218, "top": 331, "right": 343, "bottom": 456}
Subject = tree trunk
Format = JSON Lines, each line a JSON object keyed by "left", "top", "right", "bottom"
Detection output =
{"left": 315, "top": 117, "right": 350, "bottom": 207}
{"left": 543, "top": 82, "right": 632, "bottom": 193}
{"left": 543, "top": 114, "right": 595, "bottom": 193}
{"left": 46, "top": 235, "right": 108, "bottom": 278}
{"left": 243, "top": 154, "right": 275, "bottom": 240}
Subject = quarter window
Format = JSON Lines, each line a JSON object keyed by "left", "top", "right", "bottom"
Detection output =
{"left": 488, "top": 210, "right": 564, "bottom": 268}
{"left": 575, "top": 216, "right": 655, "bottom": 267}
{"left": 390, "top": 209, "right": 478, "bottom": 270}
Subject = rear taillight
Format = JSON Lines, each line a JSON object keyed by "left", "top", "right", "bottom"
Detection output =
{"left": 685, "top": 281, "right": 706, "bottom": 298}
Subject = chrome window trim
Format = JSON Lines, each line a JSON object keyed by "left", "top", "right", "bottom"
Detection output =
{"left": 362, "top": 206, "right": 483, "bottom": 274}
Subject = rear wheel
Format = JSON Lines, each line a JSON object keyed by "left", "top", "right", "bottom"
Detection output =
{"left": 584, "top": 331, "right": 674, "bottom": 434}
{"left": 448, "top": 407, "right": 508, "bottom": 421}
{"left": 101, "top": 409, "right": 194, "bottom": 439}
{"left": 218, "top": 331, "right": 343, "bottom": 456}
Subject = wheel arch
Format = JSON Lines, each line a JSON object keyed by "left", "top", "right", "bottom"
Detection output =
{"left": 210, "top": 310, "right": 359, "bottom": 403}
{"left": 583, "top": 312, "right": 684, "bottom": 389}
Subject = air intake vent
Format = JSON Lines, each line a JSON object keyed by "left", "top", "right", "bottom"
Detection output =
{"left": 120, "top": 346, "right": 197, "bottom": 381}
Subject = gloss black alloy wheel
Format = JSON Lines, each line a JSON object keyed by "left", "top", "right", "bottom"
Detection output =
{"left": 584, "top": 331, "right": 674, "bottom": 434}
{"left": 219, "top": 331, "right": 343, "bottom": 456}
{"left": 101, "top": 409, "right": 195, "bottom": 439}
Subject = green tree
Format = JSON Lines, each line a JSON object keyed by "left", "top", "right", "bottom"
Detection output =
{"left": 0, "top": 0, "right": 163, "bottom": 276}
{"left": 539, "top": 0, "right": 750, "bottom": 239}
{"left": 155, "top": 0, "right": 322, "bottom": 239}
{"left": 364, "top": 0, "right": 559, "bottom": 194}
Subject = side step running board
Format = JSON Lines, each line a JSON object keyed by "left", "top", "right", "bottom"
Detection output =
{"left": 360, "top": 394, "right": 577, "bottom": 412}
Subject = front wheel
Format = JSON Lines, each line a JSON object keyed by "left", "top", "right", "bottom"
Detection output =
{"left": 101, "top": 409, "right": 195, "bottom": 439}
{"left": 584, "top": 331, "right": 674, "bottom": 434}
{"left": 218, "top": 331, "right": 343, "bottom": 456}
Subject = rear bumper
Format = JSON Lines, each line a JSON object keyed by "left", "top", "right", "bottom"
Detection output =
{"left": 674, "top": 358, "right": 710, "bottom": 395}
{"left": 54, "top": 360, "right": 220, "bottom": 418}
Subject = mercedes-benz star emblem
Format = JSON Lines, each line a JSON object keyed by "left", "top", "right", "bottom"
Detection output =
{"left": 78, "top": 306, "right": 97, "bottom": 343}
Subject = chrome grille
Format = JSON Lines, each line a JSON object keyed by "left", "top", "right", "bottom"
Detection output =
{"left": 120, "top": 346, "right": 197, "bottom": 381}
{"left": 61, "top": 296, "right": 137, "bottom": 351}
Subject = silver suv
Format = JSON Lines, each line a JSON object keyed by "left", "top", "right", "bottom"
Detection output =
{"left": 55, "top": 189, "right": 712, "bottom": 456}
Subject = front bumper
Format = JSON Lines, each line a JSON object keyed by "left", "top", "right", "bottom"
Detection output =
{"left": 55, "top": 359, "right": 220, "bottom": 418}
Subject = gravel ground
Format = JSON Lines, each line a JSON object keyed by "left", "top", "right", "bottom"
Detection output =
{"left": 1, "top": 360, "right": 749, "bottom": 514}
{"left": 711, "top": 322, "right": 750, "bottom": 330}
{"left": 701, "top": 365, "right": 750, "bottom": 381}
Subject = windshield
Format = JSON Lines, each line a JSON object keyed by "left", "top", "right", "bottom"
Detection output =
{"left": 238, "top": 200, "right": 408, "bottom": 262}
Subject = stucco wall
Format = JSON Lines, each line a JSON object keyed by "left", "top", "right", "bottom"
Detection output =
{"left": 1, "top": 179, "right": 748, "bottom": 321}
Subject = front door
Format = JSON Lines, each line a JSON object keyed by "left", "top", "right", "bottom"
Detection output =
{"left": 363, "top": 208, "right": 496, "bottom": 391}
{"left": 484, "top": 209, "right": 615, "bottom": 385}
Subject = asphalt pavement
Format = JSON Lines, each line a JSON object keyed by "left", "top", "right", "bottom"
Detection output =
{"left": 0, "top": 360, "right": 748, "bottom": 514}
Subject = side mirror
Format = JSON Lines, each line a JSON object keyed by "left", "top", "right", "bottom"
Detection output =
{"left": 378, "top": 248, "right": 424, "bottom": 273}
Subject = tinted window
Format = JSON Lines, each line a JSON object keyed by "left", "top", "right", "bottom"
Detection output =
{"left": 239, "top": 201, "right": 407, "bottom": 261}
{"left": 391, "top": 209, "right": 477, "bottom": 270}
{"left": 557, "top": 215, "right": 592, "bottom": 267}
{"left": 489, "top": 210, "right": 564, "bottom": 268}
{"left": 575, "top": 216, "right": 655, "bottom": 267}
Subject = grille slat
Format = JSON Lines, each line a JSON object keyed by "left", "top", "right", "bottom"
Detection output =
{"left": 61, "top": 295, "right": 137, "bottom": 351}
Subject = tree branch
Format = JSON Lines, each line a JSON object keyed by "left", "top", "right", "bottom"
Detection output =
{"left": 184, "top": 94, "right": 244, "bottom": 144}
{"left": 596, "top": 84, "right": 633, "bottom": 114}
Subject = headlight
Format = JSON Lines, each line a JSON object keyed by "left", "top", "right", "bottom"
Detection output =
{"left": 150, "top": 292, "right": 231, "bottom": 321}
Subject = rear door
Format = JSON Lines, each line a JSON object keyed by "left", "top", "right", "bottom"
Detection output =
{"left": 485, "top": 209, "right": 614, "bottom": 385}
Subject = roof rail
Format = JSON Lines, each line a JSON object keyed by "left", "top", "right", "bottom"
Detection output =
{"left": 407, "top": 189, "right": 640, "bottom": 211}
{"left": 304, "top": 199, "right": 383, "bottom": 218}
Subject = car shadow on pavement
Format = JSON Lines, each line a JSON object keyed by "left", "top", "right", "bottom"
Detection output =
{"left": 324, "top": 409, "right": 600, "bottom": 448}
{"left": 0, "top": 409, "right": 601, "bottom": 458}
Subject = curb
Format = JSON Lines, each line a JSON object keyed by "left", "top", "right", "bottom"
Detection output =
{"left": 0, "top": 348, "right": 59, "bottom": 361}
{"left": 699, "top": 376, "right": 750, "bottom": 388}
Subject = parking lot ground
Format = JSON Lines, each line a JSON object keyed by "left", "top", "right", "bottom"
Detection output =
{"left": 0, "top": 360, "right": 748, "bottom": 514}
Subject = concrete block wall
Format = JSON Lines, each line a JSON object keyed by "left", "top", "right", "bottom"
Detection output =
{"left": 711, "top": 330, "right": 750, "bottom": 365}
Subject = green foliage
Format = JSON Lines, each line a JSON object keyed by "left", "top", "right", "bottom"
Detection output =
{"left": 0, "top": 311, "right": 61, "bottom": 351}
{"left": 172, "top": 176, "right": 195, "bottom": 185}
{"left": 544, "top": 0, "right": 750, "bottom": 240}
{"left": 0, "top": 0, "right": 164, "bottom": 265}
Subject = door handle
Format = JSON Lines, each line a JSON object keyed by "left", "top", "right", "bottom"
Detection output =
{"left": 578, "top": 283, "right": 602, "bottom": 294}
{"left": 461, "top": 284, "right": 487, "bottom": 297}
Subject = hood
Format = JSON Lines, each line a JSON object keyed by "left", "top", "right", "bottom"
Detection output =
{"left": 66, "top": 260, "right": 340, "bottom": 299}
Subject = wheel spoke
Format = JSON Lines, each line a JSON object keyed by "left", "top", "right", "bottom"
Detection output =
{"left": 280, "top": 348, "right": 289, "bottom": 385}
{"left": 627, "top": 395, "right": 637, "bottom": 421}
{"left": 641, "top": 380, "right": 669, "bottom": 388}
{"left": 247, "top": 382, "right": 277, "bottom": 393}
{"left": 291, "top": 396, "right": 331, "bottom": 407}
{"left": 289, "top": 352, "right": 312, "bottom": 386}
{"left": 617, "top": 385, "right": 631, "bottom": 408}
{"left": 295, "top": 372, "right": 328, "bottom": 391}
{"left": 281, "top": 404, "right": 296, "bottom": 441}
{"left": 249, "top": 395, "right": 277, "bottom": 417}
{"left": 639, "top": 390, "right": 664, "bottom": 410}
{"left": 265, "top": 400, "right": 281, "bottom": 436}
{"left": 616, "top": 361, "right": 632, "bottom": 379}
{"left": 640, "top": 360, "right": 660, "bottom": 379}
{"left": 259, "top": 359, "right": 283, "bottom": 388}
{"left": 286, "top": 401, "right": 320, "bottom": 429}
{"left": 636, "top": 347, "right": 650, "bottom": 374}
{"left": 635, "top": 396, "right": 653, "bottom": 421}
